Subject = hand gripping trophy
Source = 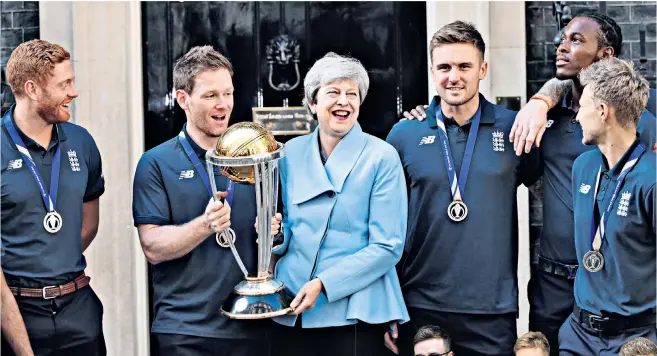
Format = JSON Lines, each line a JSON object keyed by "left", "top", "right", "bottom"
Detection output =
{"left": 205, "top": 122, "right": 294, "bottom": 319}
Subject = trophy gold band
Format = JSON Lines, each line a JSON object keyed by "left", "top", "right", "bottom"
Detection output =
{"left": 205, "top": 122, "right": 294, "bottom": 319}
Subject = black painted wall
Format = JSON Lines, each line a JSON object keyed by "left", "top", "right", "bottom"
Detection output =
{"left": 525, "top": 1, "right": 657, "bottom": 257}
{"left": 0, "top": 1, "right": 39, "bottom": 113}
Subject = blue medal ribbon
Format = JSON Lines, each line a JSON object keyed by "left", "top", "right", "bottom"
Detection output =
{"left": 435, "top": 105, "right": 482, "bottom": 202}
{"left": 589, "top": 143, "right": 645, "bottom": 251}
{"left": 4, "top": 116, "right": 61, "bottom": 214}
{"left": 178, "top": 131, "right": 234, "bottom": 206}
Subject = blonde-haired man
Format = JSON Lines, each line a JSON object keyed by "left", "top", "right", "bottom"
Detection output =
{"left": 1, "top": 40, "right": 106, "bottom": 354}
{"left": 514, "top": 332, "right": 549, "bottom": 356}
{"left": 561, "top": 57, "right": 656, "bottom": 355}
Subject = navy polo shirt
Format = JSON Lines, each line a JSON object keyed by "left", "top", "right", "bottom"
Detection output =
{"left": 572, "top": 138, "right": 656, "bottom": 316}
{"left": 132, "top": 124, "right": 264, "bottom": 339}
{"left": 538, "top": 93, "right": 656, "bottom": 264}
{"left": 386, "top": 94, "right": 541, "bottom": 314}
{"left": 1, "top": 106, "right": 105, "bottom": 285}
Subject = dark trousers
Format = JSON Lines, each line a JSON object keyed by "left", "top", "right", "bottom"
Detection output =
{"left": 1, "top": 286, "right": 106, "bottom": 356}
{"left": 558, "top": 313, "right": 657, "bottom": 356}
{"left": 398, "top": 307, "right": 517, "bottom": 356}
{"left": 528, "top": 269, "right": 575, "bottom": 356}
{"left": 155, "top": 333, "right": 267, "bottom": 356}
{"left": 269, "top": 320, "right": 389, "bottom": 356}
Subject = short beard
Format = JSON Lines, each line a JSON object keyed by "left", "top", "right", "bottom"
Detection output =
{"left": 35, "top": 94, "right": 61, "bottom": 124}
{"left": 442, "top": 90, "right": 477, "bottom": 107}
{"left": 582, "top": 132, "right": 600, "bottom": 146}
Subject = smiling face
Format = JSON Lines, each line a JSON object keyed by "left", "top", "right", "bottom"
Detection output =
{"left": 32, "top": 60, "right": 78, "bottom": 124}
{"left": 309, "top": 79, "right": 361, "bottom": 139}
{"left": 556, "top": 17, "right": 609, "bottom": 80}
{"left": 576, "top": 85, "right": 607, "bottom": 145}
{"left": 430, "top": 43, "right": 487, "bottom": 107}
{"left": 176, "top": 68, "right": 234, "bottom": 139}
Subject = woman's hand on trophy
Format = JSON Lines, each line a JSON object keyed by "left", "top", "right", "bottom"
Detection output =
{"left": 253, "top": 213, "right": 283, "bottom": 236}
{"left": 290, "top": 278, "right": 323, "bottom": 315}
{"left": 204, "top": 191, "right": 231, "bottom": 233}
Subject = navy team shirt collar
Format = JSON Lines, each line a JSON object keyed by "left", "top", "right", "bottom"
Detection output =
{"left": 602, "top": 135, "right": 642, "bottom": 178}
{"left": 2, "top": 105, "right": 67, "bottom": 150}
{"left": 181, "top": 123, "right": 207, "bottom": 159}
{"left": 426, "top": 93, "right": 496, "bottom": 128}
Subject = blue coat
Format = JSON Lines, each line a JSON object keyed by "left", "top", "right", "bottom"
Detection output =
{"left": 273, "top": 122, "right": 410, "bottom": 328}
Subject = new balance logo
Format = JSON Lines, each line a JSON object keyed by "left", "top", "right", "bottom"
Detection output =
{"left": 179, "top": 170, "right": 194, "bottom": 179}
{"left": 492, "top": 131, "right": 505, "bottom": 152}
{"left": 7, "top": 159, "right": 22, "bottom": 170}
{"left": 617, "top": 191, "right": 631, "bottom": 216}
{"left": 546, "top": 120, "right": 554, "bottom": 128}
{"left": 579, "top": 184, "right": 591, "bottom": 194}
{"left": 67, "top": 150, "right": 80, "bottom": 172}
{"left": 419, "top": 136, "right": 435, "bottom": 145}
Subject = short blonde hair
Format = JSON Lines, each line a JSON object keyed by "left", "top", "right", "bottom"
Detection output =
{"left": 620, "top": 337, "right": 657, "bottom": 356}
{"left": 514, "top": 332, "right": 550, "bottom": 355}
{"left": 579, "top": 57, "right": 649, "bottom": 128}
{"left": 6, "top": 39, "right": 71, "bottom": 97}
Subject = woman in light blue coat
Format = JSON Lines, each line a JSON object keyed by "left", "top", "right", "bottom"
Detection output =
{"left": 270, "top": 52, "right": 409, "bottom": 356}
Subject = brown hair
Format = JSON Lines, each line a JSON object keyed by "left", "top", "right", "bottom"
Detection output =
{"left": 413, "top": 325, "right": 451, "bottom": 352}
{"left": 620, "top": 337, "right": 657, "bottom": 356}
{"left": 173, "top": 45, "right": 233, "bottom": 94}
{"left": 514, "top": 332, "right": 550, "bottom": 355}
{"left": 579, "top": 57, "right": 649, "bottom": 128}
{"left": 6, "top": 39, "right": 71, "bottom": 97}
{"left": 429, "top": 21, "right": 486, "bottom": 62}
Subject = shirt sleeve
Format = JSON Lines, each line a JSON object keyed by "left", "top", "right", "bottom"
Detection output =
{"left": 132, "top": 153, "right": 171, "bottom": 227}
{"left": 644, "top": 183, "right": 656, "bottom": 236}
{"left": 83, "top": 134, "right": 105, "bottom": 202}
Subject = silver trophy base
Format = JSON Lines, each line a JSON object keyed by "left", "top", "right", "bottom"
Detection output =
{"left": 221, "top": 276, "right": 295, "bottom": 319}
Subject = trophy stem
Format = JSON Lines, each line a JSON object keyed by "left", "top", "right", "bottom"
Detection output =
{"left": 254, "top": 161, "right": 273, "bottom": 279}
{"left": 206, "top": 160, "right": 249, "bottom": 278}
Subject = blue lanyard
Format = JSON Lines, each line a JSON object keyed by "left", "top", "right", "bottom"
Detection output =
{"left": 177, "top": 131, "right": 234, "bottom": 206}
{"left": 435, "top": 105, "right": 482, "bottom": 201}
{"left": 589, "top": 143, "right": 645, "bottom": 249}
{"left": 4, "top": 115, "right": 61, "bottom": 213}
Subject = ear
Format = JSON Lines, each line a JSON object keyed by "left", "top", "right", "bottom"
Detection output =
{"left": 175, "top": 89, "right": 188, "bottom": 111}
{"left": 308, "top": 101, "right": 317, "bottom": 114}
{"left": 598, "top": 100, "right": 610, "bottom": 123}
{"left": 599, "top": 47, "right": 614, "bottom": 59}
{"left": 24, "top": 80, "right": 39, "bottom": 101}
{"left": 479, "top": 61, "right": 488, "bottom": 81}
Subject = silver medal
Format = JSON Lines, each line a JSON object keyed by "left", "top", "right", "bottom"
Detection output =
{"left": 216, "top": 228, "right": 236, "bottom": 248}
{"left": 583, "top": 250, "right": 604, "bottom": 272}
{"left": 43, "top": 211, "right": 63, "bottom": 234}
{"left": 448, "top": 200, "right": 468, "bottom": 222}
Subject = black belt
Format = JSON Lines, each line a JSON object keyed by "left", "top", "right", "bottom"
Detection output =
{"left": 538, "top": 255, "right": 578, "bottom": 280}
{"left": 573, "top": 304, "right": 656, "bottom": 334}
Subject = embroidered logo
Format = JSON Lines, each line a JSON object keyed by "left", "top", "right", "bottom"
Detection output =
{"left": 7, "top": 159, "right": 22, "bottom": 170}
{"left": 579, "top": 184, "right": 591, "bottom": 194}
{"left": 419, "top": 135, "right": 435, "bottom": 145}
{"left": 617, "top": 191, "right": 631, "bottom": 216}
{"left": 67, "top": 150, "right": 80, "bottom": 172}
{"left": 546, "top": 119, "right": 554, "bottom": 128}
{"left": 179, "top": 170, "right": 194, "bottom": 179}
{"left": 492, "top": 131, "right": 505, "bottom": 152}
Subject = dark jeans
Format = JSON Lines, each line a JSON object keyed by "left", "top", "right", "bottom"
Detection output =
{"left": 155, "top": 333, "right": 267, "bottom": 356}
{"left": 529, "top": 269, "right": 575, "bottom": 356}
{"left": 398, "top": 307, "right": 517, "bottom": 356}
{"left": 1, "top": 285, "right": 106, "bottom": 356}
{"left": 270, "top": 319, "right": 389, "bottom": 356}
{"left": 558, "top": 313, "right": 657, "bottom": 356}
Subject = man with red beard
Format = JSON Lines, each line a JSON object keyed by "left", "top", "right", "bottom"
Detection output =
{"left": 1, "top": 40, "right": 106, "bottom": 354}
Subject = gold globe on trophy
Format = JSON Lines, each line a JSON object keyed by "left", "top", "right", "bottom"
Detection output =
{"left": 215, "top": 122, "right": 278, "bottom": 184}
{"left": 205, "top": 121, "right": 294, "bottom": 320}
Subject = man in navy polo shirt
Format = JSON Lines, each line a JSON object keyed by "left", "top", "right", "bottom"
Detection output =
{"left": 1, "top": 40, "right": 106, "bottom": 355}
{"left": 506, "top": 14, "right": 656, "bottom": 355}
{"left": 132, "top": 46, "right": 281, "bottom": 355}
{"left": 385, "top": 21, "right": 541, "bottom": 356}
{"left": 562, "top": 57, "right": 656, "bottom": 355}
